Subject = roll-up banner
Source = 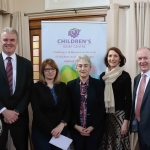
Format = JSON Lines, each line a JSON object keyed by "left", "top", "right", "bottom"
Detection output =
{"left": 42, "top": 21, "right": 106, "bottom": 83}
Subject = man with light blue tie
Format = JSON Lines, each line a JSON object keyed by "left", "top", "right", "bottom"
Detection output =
{"left": 130, "top": 47, "right": 150, "bottom": 150}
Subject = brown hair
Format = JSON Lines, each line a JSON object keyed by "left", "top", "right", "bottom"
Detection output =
{"left": 39, "top": 58, "right": 60, "bottom": 84}
{"left": 104, "top": 47, "right": 126, "bottom": 67}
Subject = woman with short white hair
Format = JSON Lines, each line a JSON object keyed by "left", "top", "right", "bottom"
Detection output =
{"left": 67, "top": 54, "right": 105, "bottom": 150}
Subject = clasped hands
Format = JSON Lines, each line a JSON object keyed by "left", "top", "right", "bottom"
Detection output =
{"left": 2, "top": 109, "right": 19, "bottom": 124}
{"left": 75, "top": 124, "right": 94, "bottom": 136}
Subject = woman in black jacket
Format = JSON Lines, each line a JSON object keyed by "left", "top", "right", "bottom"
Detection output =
{"left": 100, "top": 47, "right": 132, "bottom": 150}
{"left": 67, "top": 54, "right": 105, "bottom": 150}
{"left": 31, "top": 58, "right": 70, "bottom": 150}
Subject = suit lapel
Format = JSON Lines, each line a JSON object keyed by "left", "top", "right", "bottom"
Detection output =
{"left": 14, "top": 55, "right": 22, "bottom": 94}
{"left": 133, "top": 74, "right": 141, "bottom": 102}
{"left": 0, "top": 53, "right": 9, "bottom": 84}
{"left": 75, "top": 78, "right": 81, "bottom": 113}
{"left": 86, "top": 77, "right": 93, "bottom": 108}
{"left": 142, "top": 79, "right": 150, "bottom": 105}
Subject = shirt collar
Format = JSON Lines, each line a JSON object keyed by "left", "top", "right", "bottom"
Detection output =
{"left": 2, "top": 51, "right": 16, "bottom": 61}
{"left": 141, "top": 70, "right": 150, "bottom": 78}
{"left": 80, "top": 79, "right": 89, "bottom": 86}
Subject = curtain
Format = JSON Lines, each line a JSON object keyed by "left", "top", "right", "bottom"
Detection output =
{"left": 107, "top": 1, "right": 150, "bottom": 150}
{"left": 7, "top": 11, "right": 32, "bottom": 150}
{"left": 0, "top": 13, "right": 11, "bottom": 52}
{"left": 0, "top": 0, "right": 8, "bottom": 12}
{"left": 12, "top": 11, "right": 31, "bottom": 60}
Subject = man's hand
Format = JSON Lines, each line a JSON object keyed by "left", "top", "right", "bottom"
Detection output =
{"left": 2, "top": 109, "right": 19, "bottom": 124}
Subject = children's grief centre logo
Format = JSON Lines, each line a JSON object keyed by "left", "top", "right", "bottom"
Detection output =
{"left": 68, "top": 28, "right": 81, "bottom": 38}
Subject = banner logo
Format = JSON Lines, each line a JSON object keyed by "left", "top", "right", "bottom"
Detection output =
{"left": 68, "top": 28, "right": 80, "bottom": 38}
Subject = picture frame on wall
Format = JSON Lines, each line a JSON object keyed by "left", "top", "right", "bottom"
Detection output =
{"left": 45, "top": 0, "right": 110, "bottom": 10}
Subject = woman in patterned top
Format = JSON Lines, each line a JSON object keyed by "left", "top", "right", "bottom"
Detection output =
{"left": 31, "top": 58, "right": 70, "bottom": 150}
{"left": 100, "top": 47, "right": 132, "bottom": 150}
{"left": 67, "top": 54, "right": 105, "bottom": 150}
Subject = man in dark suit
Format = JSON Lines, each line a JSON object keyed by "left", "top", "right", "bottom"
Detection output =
{"left": 0, "top": 27, "right": 33, "bottom": 150}
{"left": 130, "top": 47, "right": 150, "bottom": 150}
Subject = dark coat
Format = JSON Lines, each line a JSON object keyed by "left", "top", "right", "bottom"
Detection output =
{"left": 0, "top": 53, "right": 33, "bottom": 124}
{"left": 130, "top": 73, "right": 150, "bottom": 146}
{"left": 67, "top": 76, "right": 105, "bottom": 133}
{"left": 31, "top": 81, "right": 70, "bottom": 134}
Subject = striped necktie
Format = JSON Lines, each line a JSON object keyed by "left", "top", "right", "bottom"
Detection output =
{"left": 6, "top": 57, "right": 13, "bottom": 96}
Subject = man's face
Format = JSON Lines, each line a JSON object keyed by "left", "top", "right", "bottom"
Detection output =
{"left": 137, "top": 48, "right": 150, "bottom": 73}
{"left": 0, "top": 32, "right": 18, "bottom": 56}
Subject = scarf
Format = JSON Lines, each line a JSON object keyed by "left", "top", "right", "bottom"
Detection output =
{"left": 102, "top": 64, "right": 122, "bottom": 113}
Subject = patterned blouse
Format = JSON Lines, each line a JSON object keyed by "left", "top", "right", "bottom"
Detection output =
{"left": 79, "top": 79, "right": 89, "bottom": 128}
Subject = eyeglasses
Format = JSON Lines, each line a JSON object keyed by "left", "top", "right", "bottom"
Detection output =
{"left": 44, "top": 68, "right": 56, "bottom": 72}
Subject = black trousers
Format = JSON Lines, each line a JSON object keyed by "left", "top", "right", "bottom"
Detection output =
{"left": 31, "top": 127, "right": 68, "bottom": 150}
{"left": 138, "top": 134, "right": 150, "bottom": 150}
{"left": 0, "top": 120, "right": 28, "bottom": 150}
{"left": 71, "top": 129, "right": 102, "bottom": 150}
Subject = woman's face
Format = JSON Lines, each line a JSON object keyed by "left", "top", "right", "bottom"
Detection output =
{"left": 107, "top": 50, "right": 121, "bottom": 70}
{"left": 76, "top": 59, "right": 91, "bottom": 79}
{"left": 43, "top": 64, "right": 57, "bottom": 81}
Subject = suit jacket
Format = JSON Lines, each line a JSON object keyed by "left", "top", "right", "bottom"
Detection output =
{"left": 67, "top": 76, "right": 105, "bottom": 132}
{"left": 31, "top": 82, "right": 70, "bottom": 135}
{"left": 0, "top": 53, "right": 33, "bottom": 125}
{"left": 100, "top": 71, "right": 132, "bottom": 120}
{"left": 130, "top": 73, "right": 150, "bottom": 146}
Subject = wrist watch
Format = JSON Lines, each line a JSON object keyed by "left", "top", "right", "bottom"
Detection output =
{"left": 61, "top": 120, "right": 67, "bottom": 127}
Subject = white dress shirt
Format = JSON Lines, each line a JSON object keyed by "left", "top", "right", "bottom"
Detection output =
{"left": 135, "top": 70, "right": 150, "bottom": 110}
{"left": 0, "top": 51, "right": 17, "bottom": 113}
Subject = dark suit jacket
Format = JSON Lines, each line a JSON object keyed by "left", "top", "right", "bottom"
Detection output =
{"left": 67, "top": 76, "right": 105, "bottom": 133}
{"left": 0, "top": 53, "right": 33, "bottom": 125}
{"left": 100, "top": 71, "right": 132, "bottom": 120}
{"left": 31, "top": 82, "right": 70, "bottom": 135}
{"left": 130, "top": 73, "right": 150, "bottom": 146}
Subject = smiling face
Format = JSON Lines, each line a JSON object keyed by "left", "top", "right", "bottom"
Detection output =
{"left": 76, "top": 59, "right": 91, "bottom": 80}
{"left": 137, "top": 48, "right": 150, "bottom": 73}
{"left": 107, "top": 50, "right": 121, "bottom": 70}
{"left": 44, "top": 64, "right": 57, "bottom": 81}
{"left": 0, "top": 32, "right": 18, "bottom": 56}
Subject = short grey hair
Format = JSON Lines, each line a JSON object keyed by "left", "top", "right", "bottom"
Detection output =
{"left": 137, "top": 46, "right": 150, "bottom": 52}
{"left": 1, "top": 27, "right": 19, "bottom": 41}
{"left": 75, "top": 54, "right": 92, "bottom": 67}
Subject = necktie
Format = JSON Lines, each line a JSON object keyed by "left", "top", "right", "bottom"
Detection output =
{"left": 6, "top": 57, "right": 13, "bottom": 96}
{"left": 135, "top": 74, "right": 146, "bottom": 121}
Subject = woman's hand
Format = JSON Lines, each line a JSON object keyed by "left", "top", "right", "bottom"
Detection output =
{"left": 84, "top": 126, "right": 94, "bottom": 134}
{"left": 74, "top": 125, "right": 94, "bottom": 136}
{"left": 120, "top": 120, "right": 129, "bottom": 135}
{"left": 51, "top": 123, "right": 65, "bottom": 138}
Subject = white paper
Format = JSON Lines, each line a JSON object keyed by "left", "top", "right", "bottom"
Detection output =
{"left": 49, "top": 134, "right": 73, "bottom": 150}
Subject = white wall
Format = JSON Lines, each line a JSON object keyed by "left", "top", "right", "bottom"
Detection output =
{"left": 12, "top": 0, "right": 149, "bottom": 13}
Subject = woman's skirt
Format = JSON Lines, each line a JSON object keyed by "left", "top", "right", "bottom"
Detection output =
{"left": 102, "top": 110, "right": 131, "bottom": 150}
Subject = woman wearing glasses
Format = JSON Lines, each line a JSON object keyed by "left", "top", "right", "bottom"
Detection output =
{"left": 67, "top": 54, "right": 105, "bottom": 150}
{"left": 31, "top": 58, "right": 70, "bottom": 150}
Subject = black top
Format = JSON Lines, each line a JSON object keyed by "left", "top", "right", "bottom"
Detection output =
{"left": 31, "top": 81, "right": 70, "bottom": 135}
{"left": 67, "top": 76, "right": 105, "bottom": 132}
{"left": 100, "top": 71, "right": 132, "bottom": 120}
